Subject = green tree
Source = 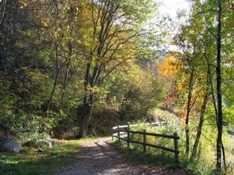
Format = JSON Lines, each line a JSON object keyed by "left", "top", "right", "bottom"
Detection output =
{"left": 78, "top": 0, "right": 157, "bottom": 137}
{"left": 175, "top": 0, "right": 234, "bottom": 171}
{"left": 0, "top": 0, "right": 49, "bottom": 138}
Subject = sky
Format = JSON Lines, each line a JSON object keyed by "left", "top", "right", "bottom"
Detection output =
{"left": 154, "top": 0, "right": 191, "bottom": 52}
{"left": 158, "top": 0, "right": 191, "bottom": 18}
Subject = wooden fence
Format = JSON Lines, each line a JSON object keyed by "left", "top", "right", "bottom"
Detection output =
{"left": 112, "top": 124, "right": 179, "bottom": 165}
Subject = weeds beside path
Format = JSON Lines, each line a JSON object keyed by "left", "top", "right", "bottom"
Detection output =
{"left": 55, "top": 137, "right": 190, "bottom": 175}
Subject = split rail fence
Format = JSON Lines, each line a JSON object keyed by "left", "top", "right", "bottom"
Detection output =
{"left": 112, "top": 123, "right": 179, "bottom": 165}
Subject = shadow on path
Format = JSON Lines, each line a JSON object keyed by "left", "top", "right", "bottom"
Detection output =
{"left": 55, "top": 137, "right": 137, "bottom": 175}
{"left": 55, "top": 137, "right": 189, "bottom": 175}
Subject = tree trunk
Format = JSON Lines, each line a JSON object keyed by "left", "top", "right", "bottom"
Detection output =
{"left": 189, "top": 81, "right": 208, "bottom": 162}
{"left": 44, "top": 44, "right": 59, "bottom": 116}
{"left": 216, "top": 0, "right": 224, "bottom": 171}
{"left": 78, "top": 57, "right": 93, "bottom": 138}
{"left": 61, "top": 63, "right": 70, "bottom": 106}
{"left": 79, "top": 93, "right": 94, "bottom": 138}
{"left": 0, "top": 0, "right": 8, "bottom": 28}
{"left": 61, "top": 42, "right": 72, "bottom": 106}
{"left": 185, "top": 67, "right": 195, "bottom": 158}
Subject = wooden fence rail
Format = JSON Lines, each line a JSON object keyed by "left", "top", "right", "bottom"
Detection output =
{"left": 112, "top": 124, "right": 179, "bottom": 165}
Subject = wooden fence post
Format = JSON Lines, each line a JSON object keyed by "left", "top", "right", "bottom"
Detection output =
{"left": 127, "top": 124, "right": 130, "bottom": 148}
{"left": 143, "top": 130, "right": 146, "bottom": 153}
{"left": 174, "top": 132, "right": 179, "bottom": 165}
{"left": 112, "top": 129, "right": 113, "bottom": 140}
{"left": 117, "top": 125, "right": 120, "bottom": 141}
{"left": 112, "top": 127, "right": 114, "bottom": 140}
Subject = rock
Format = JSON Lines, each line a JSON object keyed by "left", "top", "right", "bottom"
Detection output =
{"left": 37, "top": 147, "right": 44, "bottom": 152}
{"left": 38, "top": 140, "right": 52, "bottom": 149}
{"left": 0, "top": 137, "right": 22, "bottom": 153}
{"left": 227, "top": 129, "right": 234, "bottom": 135}
{"left": 45, "top": 140, "right": 52, "bottom": 148}
{"left": 23, "top": 139, "right": 52, "bottom": 150}
{"left": 223, "top": 121, "right": 229, "bottom": 126}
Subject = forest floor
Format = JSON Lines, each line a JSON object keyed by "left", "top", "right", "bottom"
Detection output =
{"left": 55, "top": 137, "right": 190, "bottom": 175}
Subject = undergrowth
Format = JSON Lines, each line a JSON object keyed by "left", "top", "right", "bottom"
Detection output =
{"left": 0, "top": 139, "right": 92, "bottom": 175}
{"left": 111, "top": 123, "right": 234, "bottom": 175}
{"left": 111, "top": 140, "right": 180, "bottom": 169}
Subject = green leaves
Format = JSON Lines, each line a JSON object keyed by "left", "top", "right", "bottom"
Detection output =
{"left": 0, "top": 0, "right": 164, "bottom": 139}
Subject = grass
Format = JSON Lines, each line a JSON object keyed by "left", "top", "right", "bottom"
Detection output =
{"left": 0, "top": 138, "right": 93, "bottom": 175}
{"left": 111, "top": 140, "right": 198, "bottom": 175}
{"left": 111, "top": 140, "right": 234, "bottom": 175}
{"left": 111, "top": 140, "right": 179, "bottom": 168}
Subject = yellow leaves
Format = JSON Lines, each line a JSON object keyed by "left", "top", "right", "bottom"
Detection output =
{"left": 27, "top": 69, "right": 49, "bottom": 82}
{"left": 176, "top": 73, "right": 190, "bottom": 93}
{"left": 87, "top": 85, "right": 107, "bottom": 97}
{"left": 126, "top": 62, "right": 145, "bottom": 82}
{"left": 157, "top": 53, "right": 182, "bottom": 79}
{"left": 66, "top": 24, "right": 70, "bottom": 30}
{"left": 88, "top": 85, "right": 101, "bottom": 93}
{"left": 42, "top": 21, "right": 48, "bottom": 27}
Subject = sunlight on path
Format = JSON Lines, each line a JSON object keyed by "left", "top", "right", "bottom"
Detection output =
{"left": 55, "top": 137, "right": 188, "bottom": 175}
{"left": 55, "top": 137, "right": 136, "bottom": 175}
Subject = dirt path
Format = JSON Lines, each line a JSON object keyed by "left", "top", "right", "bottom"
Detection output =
{"left": 55, "top": 137, "right": 188, "bottom": 175}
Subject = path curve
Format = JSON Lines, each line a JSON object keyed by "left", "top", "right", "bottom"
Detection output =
{"left": 55, "top": 137, "right": 188, "bottom": 175}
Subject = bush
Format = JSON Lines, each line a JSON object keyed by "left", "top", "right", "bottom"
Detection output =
{"left": 89, "top": 106, "right": 122, "bottom": 136}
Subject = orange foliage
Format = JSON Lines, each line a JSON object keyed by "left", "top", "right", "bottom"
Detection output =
{"left": 157, "top": 53, "right": 182, "bottom": 79}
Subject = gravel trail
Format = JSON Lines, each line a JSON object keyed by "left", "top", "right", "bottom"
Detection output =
{"left": 55, "top": 137, "right": 189, "bottom": 175}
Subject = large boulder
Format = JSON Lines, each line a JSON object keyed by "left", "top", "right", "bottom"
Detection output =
{"left": 0, "top": 137, "right": 22, "bottom": 153}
